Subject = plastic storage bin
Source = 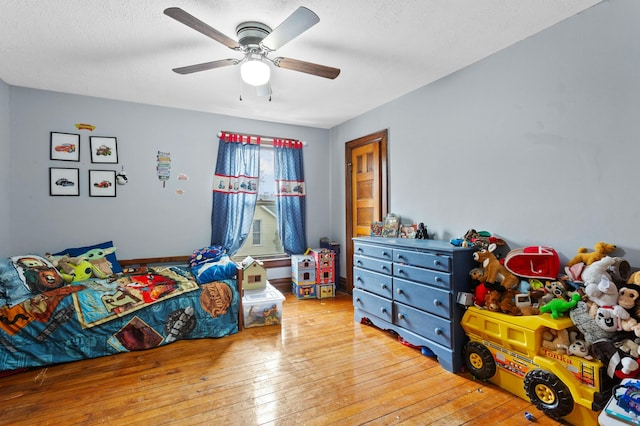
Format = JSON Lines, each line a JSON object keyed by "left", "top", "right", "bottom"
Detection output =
{"left": 242, "top": 283, "right": 285, "bottom": 328}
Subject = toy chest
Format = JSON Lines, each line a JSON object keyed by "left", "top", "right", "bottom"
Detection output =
{"left": 242, "top": 283, "right": 285, "bottom": 328}
{"left": 292, "top": 282, "right": 316, "bottom": 299}
{"left": 317, "top": 283, "right": 335, "bottom": 299}
{"left": 291, "top": 254, "right": 316, "bottom": 285}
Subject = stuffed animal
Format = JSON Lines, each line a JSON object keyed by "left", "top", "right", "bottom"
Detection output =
{"left": 620, "top": 339, "right": 640, "bottom": 359}
{"left": 539, "top": 293, "right": 581, "bottom": 319}
{"left": 567, "top": 242, "right": 617, "bottom": 266}
{"left": 472, "top": 243, "right": 519, "bottom": 291}
{"left": 539, "top": 280, "right": 569, "bottom": 305}
{"left": 618, "top": 284, "right": 640, "bottom": 332}
{"left": 541, "top": 328, "right": 570, "bottom": 354}
{"left": 594, "top": 305, "right": 629, "bottom": 332}
{"left": 585, "top": 275, "right": 625, "bottom": 316}
{"left": 628, "top": 271, "right": 640, "bottom": 286}
{"left": 484, "top": 289, "right": 521, "bottom": 315}
{"left": 566, "top": 331, "right": 592, "bottom": 359}
{"left": 59, "top": 259, "right": 106, "bottom": 283}
{"left": 570, "top": 301, "right": 617, "bottom": 345}
{"left": 581, "top": 256, "right": 616, "bottom": 287}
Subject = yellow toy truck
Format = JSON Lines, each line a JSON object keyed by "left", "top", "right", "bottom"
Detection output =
{"left": 461, "top": 306, "right": 616, "bottom": 424}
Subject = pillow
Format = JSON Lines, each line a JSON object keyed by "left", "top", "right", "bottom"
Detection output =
{"left": 191, "top": 255, "right": 237, "bottom": 284}
{"left": 189, "top": 245, "right": 225, "bottom": 268}
{"left": 54, "top": 241, "right": 122, "bottom": 274}
{"left": 1, "top": 255, "right": 65, "bottom": 306}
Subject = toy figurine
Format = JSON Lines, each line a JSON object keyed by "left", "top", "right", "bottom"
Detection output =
{"left": 415, "top": 223, "right": 428, "bottom": 239}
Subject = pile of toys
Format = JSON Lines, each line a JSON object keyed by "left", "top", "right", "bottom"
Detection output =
{"left": 466, "top": 237, "right": 640, "bottom": 382}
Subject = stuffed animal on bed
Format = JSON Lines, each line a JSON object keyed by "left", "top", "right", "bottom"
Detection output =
{"left": 59, "top": 258, "right": 106, "bottom": 283}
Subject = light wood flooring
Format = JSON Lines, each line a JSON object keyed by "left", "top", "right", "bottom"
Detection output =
{"left": 0, "top": 292, "right": 565, "bottom": 425}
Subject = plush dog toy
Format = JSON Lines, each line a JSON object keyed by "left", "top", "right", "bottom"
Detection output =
{"left": 472, "top": 243, "right": 519, "bottom": 291}
{"left": 582, "top": 256, "right": 616, "bottom": 287}
{"left": 567, "top": 242, "right": 617, "bottom": 266}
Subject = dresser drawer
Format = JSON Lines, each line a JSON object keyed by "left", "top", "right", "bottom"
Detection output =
{"left": 393, "top": 277, "right": 450, "bottom": 318}
{"left": 394, "top": 248, "right": 451, "bottom": 273}
{"left": 353, "top": 288, "right": 393, "bottom": 323}
{"left": 354, "top": 243, "right": 393, "bottom": 262}
{"left": 354, "top": 254, "right": 392, "bottom": 275}
{"left": 394, "top": 302, "right": 452, "bottom": 348}
{"left": 354, "top": 267, "right": 393, "bottom": 299}
{"left": 393, "top": 263, "right": 451, "bottom": 289}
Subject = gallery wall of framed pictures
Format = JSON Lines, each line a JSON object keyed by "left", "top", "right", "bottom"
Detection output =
{"left": 49, "top": 130, "right": 119, "bottom": 197}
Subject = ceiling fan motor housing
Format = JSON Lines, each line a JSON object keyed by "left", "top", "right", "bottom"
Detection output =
{"left": 236, "top": 22, "right": 272, "bottom": 47}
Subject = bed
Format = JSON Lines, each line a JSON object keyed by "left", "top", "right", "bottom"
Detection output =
{"left": 0, "top": 243, "right": 243, "bottom": 375}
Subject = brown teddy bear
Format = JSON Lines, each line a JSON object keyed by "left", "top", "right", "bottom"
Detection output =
{"left": 542, "top": 328, "right": 571, "bottom": 354}
{"left": 484, "top": 289, "right": 521, "bottom": 315}
{"left": 567, "top": 242, "right": 617, "bottom": 266}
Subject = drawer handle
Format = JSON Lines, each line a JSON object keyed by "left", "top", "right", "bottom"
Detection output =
{"left": 433, "top": 260, "right": 442, "bottom": 267}
{"left": 380, "top": 307, "right": 387, "bottom": 314}
{"left": 355, "top": 297, "right": 361, "bottom": 303}
{"left": 356, "top": 260, "right": 363, "bottom": 265}
{"left": 382, "top": 251, "right": 389, "bottom": 257}
{"left": 381, "top": 283, "right": 388, "bottom": 290}
{"left": 381, "top": 265, "right": 389, "bottom": 272}
{"left": 398, "top": 313, "right": 405, "bottom": 320}
{"left": 397, "top": 268, "right": 404, "bottom": 275}
{"left": 434, "top": 299, "right": 442, "bottom": 307}
{"left": 435, "top": 328, "right": 443, "bottom": 336}
{"left": 435, "top": 277, "right": 443, "bottom": 283}
{"left": 397, "top": 254, "right": 405, "bottom": 260}
{"left": 396, "top": 288, "right": 403, "bottom": 295}
{"left": 357, "top": 247, "right": 363, "bottom": 253}
{"left": 356, "top": 276, "right": 362, "bottom": 282}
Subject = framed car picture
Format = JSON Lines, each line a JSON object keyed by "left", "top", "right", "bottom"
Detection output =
{"left": 50, "top": 132, "right": 80, "bottom": 161}
{"left": 90, "top": 136, "right": 118, "bottom": 164}
{"left": 50, "top": 167, "right": 79, "bottom": 196}
{"left": 89, "top": 169, "right": 116, "bottom": 197}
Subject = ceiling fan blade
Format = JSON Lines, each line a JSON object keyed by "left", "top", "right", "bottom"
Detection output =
{"left": 261, "top": 7, "right": 319, "bottom": 51}
{"left": 164, "top": 7, "right": 240, "bottom": 50}
{"left": 172, "top": 59, "right": 238, "bottom": 75}
{"left": 274, "top": 57, "right": 340, "bottom": 79}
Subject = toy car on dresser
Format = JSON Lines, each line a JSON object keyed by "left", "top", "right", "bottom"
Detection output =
{"left": 461, "top": 306, "right": 616, "bottom": 425}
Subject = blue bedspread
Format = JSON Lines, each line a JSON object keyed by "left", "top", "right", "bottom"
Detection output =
{"left": 0, "top": 266, "right": 239, "bottom": 372}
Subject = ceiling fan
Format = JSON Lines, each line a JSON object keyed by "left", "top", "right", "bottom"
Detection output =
{"left": 164, "top": 6, "right": 340, "bottom": 97}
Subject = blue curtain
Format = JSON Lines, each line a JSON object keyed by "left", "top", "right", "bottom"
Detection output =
{"left": 210, "top": 134, "right": 259, "bottom": 255}
{"left": 274, "top": 139, "right": 307, "bottom": 254}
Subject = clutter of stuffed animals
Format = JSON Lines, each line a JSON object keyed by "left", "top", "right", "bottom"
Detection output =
{"left": 454, "top": 230, "right": 640, "bottom": 382}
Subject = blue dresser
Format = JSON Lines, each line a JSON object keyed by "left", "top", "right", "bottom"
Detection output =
{"left": 352, "top": 237, "right": 475, "bottom": 373}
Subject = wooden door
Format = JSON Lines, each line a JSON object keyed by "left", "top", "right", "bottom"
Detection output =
{"left": 345, "top": 130, "right": 388, "bottom": 293}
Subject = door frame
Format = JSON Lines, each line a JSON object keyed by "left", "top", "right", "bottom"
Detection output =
{"left": 344, "top": 129, "right": 388, "bottom": 293}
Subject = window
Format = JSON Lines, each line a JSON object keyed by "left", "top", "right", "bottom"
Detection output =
{"left": 235, "top": 147, "right": 284, "bottom": 258}
{"left": 252, "top": 220, "right": 262, "bottom": 245}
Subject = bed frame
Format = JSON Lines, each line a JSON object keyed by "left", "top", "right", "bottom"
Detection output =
{"left": 119, "top": 256, "right": 245, "bottom": 329}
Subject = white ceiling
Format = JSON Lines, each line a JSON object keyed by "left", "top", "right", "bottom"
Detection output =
{"left": 1, "top": 0, "right": 601, "bottom": 129}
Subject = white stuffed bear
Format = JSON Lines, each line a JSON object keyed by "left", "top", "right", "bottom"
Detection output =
{"left": 582, "top": 256, "right": 616, "bottom": 287}
{"left": 587, "top": 275, "right": 628, "bottom": 320}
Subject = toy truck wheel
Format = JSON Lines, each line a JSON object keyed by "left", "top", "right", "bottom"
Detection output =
{"left": 463, "top": 341, "right": 496, "bottom": 380}
{"left": 523, "top": 369, "right": 574, "bottom": 420}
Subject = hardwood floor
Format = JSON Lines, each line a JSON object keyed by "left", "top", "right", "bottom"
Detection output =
{"left": 0, "top": 292, "right": 565, "bottom": 425}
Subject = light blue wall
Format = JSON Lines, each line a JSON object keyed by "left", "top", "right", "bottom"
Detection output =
{"left": 8, "top": 88, "right": 331, "bottom": 259}
{"left": 331, "top": 0, "right": 640, "bottom": 269}
{"left": 0, "top": 79, "right": 10, "bottom": 257}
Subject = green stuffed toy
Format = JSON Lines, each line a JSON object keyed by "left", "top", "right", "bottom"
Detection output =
{"left": 540, "top": 293, "right": 581, "bottom": 319}
{"left": 59, "top": 258, "right": 106, "bottom": 283}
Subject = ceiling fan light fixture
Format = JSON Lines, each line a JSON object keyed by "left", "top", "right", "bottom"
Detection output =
{"left": 240, "top": 59, "right": 271, "bottom": 86}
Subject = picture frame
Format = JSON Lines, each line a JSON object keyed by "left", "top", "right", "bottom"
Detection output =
{"left": 50, "top": 132, "right": 80, "bottom": 162}
{"left": 399, "top": 224, "right": 418, "bottom": 239}
{"left": 50, "top": 167, "right": 79, "bottom": 196}
{"left": 89, "top": 169, "right": 116, "bottom": 197}
{"left": 382, "top": 213, "right": 400, "bottom": 238}
{"left": 90, "top": 136, "right": 118, "bottom": 164}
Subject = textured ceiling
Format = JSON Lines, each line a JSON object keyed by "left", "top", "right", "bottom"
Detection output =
{"left": 0, "top": 0, "right": 601, "bottom": 128}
